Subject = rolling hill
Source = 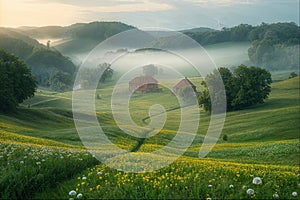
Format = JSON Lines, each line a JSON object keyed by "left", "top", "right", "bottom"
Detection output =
{"left": 5, "top": 76, "right": 295, "bottom": 166}
{"left": 0, "top": 28, "right": 76, "bottom": 89}
{"left": 181, "top": 27, "right": 215, "bottom": 33}
{"left": 0, "top": 75, "right": 299, "bottom": 199}
{"left": 17, "top": 22, "right": 135, "bottom": 56}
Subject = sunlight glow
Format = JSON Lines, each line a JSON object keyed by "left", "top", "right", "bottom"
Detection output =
{"left": 0, "top": 0, "right": 174, "bottom": 27}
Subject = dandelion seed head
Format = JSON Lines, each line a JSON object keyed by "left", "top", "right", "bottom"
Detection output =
{"left": 69, "top": 190, "right": 76, "bottom": 196}
{"left": 252, "top": 177, "right": 262, "bottom": 185}
{"left": 247, "top": 188, "right": 254, "bottom": 195}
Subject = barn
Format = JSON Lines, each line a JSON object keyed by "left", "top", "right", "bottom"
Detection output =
{"left": 173, "top": 77, "right": 197, "bottom": 93}
{"left": 129, "top": 76, "right": 160, "bottom": 92}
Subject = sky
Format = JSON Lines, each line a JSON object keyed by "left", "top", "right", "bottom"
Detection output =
{"left": 0, "top": 0, "right": 299, "bottom": 30}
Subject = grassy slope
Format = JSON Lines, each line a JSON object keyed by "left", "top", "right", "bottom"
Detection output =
{"left": 0, "top": 76, "right": 295, "bottom": 166}
{"left": 1, "top": 76, "right": 299, "bottom": 199}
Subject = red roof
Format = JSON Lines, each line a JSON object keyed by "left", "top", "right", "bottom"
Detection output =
{"left": 174, "top": 78, "right": 196, "bottom": 90}
{"left": 129, "top": 76, "right": 158, "bottom": 85}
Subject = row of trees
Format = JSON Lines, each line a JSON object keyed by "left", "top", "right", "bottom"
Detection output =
{"left": 185, "top": 22, "right": 299, "bottom": 46}
{"left": 186, "top": 22, "right": 299, "bottom": 71}
{"left": 0, "top": 50, "right": 37, "bottom": 112}
{"left": 199, "top": 65, "right": 272, "bottom": 112}
{"left": 247, "top": 23, "right": 299, "bottom": 70}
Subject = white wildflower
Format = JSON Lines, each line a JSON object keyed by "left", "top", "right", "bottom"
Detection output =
{"left": 229, "top": 184, "right": 234, "bottom": 188}
{"left": 292, "top": 192, "right": 297, "bottom": 197}
{"left": 252, "top": 177, "right": 262, "bottom": 185}
{"left": 273, "top": 193, "right": 279, "bottom": 198}
{"left": 82, "top": 177, "right": 87, "bottom": 180}
{"left": 69, "top": 190, "right": 76, "bottom": 196}
{"left": 247, "top": 189, "right": 254, "bottom": 195}
{"left": 77, "top": 193, "right": 83, "bottom": 199}
{"left": 97, "top": 171, "right": 103, "bottom": 175}
{"left": 208, "top": 184, "right": 213, "bottom": 188}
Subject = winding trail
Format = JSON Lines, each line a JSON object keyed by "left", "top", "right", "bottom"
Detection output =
{"left": 130, "top": 105, "right": 183, "bottom": 152}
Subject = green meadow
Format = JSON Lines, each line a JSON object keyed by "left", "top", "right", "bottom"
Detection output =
{"left": 0, "top": 76, "right": 299, "bottom": 199}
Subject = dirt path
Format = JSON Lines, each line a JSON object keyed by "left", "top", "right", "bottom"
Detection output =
{"left": 130, "top": 105, "right": 182, "bottom": 152}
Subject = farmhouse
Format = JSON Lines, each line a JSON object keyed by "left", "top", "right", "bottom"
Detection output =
{"left": 173, "top": 77, "right": 197, "bottom": 93}
{"left": 129, "top": 76, "right": 160, "bottom": 92}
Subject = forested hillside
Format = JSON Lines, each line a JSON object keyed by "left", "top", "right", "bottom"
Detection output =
{"left": 1, "top": 22, "right": 298, "bottom": 92}
{"left": 185, "top": 22, "right": 300, "bottom": 70}
{"left": 18, "top": 22, "right": 135, "bottom": 55}
{"left": 0, "top": 28, "right": 76, "bottom": 91}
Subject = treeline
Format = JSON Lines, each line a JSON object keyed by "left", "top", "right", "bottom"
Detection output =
{"left": 185, "top": 22, "right": 300, "bottom": 70}
{"left": 0, "top": 28, "right": 76, "bottom": 91}
{"left": 73, "top": 22, "right": 134, "bottom": 40}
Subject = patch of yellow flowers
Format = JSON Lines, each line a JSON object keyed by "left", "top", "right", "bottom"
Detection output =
{"left": 68, "top": 157, "right": 299, "bottom": 199}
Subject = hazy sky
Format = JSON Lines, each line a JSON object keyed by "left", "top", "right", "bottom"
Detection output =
{"left": 0, "top": 0, "right": 299, "bottom": 30}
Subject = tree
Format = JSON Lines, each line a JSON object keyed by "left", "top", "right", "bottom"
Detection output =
{"left": 198, "top": 68, "right": 227, "bottom": 113}
{"left": 289, "top": 72, "right": 298, "bottom": 79}
{"left": 78, "top": 63, "right": 113, "bottom": 88}
{"left": 0, "top": 49, "right": 37, "bottom": 112}
{"left": 199, "top": 65, "right": 272, "bottom": 112}
{"left": 99, "top": 63, "right": 113, "bottom": 83}
{"left": 231, "top": 65, "right": 272, "bottom": 109}
{"left": 178, "top": 85, "right": 197, "bottom": 105}
{"left": 198, "top": 82, "right": 211, "bottom": 112}
{"left": 49, "top": 70, "right": 72, "bottom": 91}
{"left": 143, "top": 64, "right": 158, "bottom": 77}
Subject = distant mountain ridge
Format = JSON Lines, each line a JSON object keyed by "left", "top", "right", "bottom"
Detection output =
{"left": 0, "top": 21, "right": 137, "bottom": 91}
{"left": 1, "top": 21, "right": 299, "bottom": 84}
{"left": 181, "top": 27, "right": 215, "bottom": 33}
{"left": 14, "top": 21, "right": 135, "bottom": 56}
